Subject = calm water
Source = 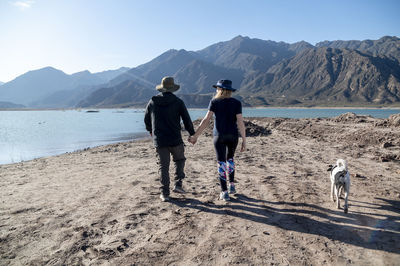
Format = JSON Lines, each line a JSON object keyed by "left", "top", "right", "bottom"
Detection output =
{"left": 0, "top": 108, "right": 399, "bottom": 165}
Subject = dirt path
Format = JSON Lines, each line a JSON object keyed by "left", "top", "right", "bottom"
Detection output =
{"left": 1, "top": 115, "right": 399, "bottom": 265}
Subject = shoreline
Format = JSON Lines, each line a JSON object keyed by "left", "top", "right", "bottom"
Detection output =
{"left": 2, "top": 106, "right": 400, "bottom": 112}
{"left": 247, "top": 106, "right": 400, "bottom": 109}
{"left": 2, "top": 113, "right": 400, "bottom": 166}
{"left": 0, "top": 135, "right": 151, "bottom": 166}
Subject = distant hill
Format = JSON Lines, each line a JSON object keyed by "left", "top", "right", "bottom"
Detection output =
{"left": 0, "top": 101, "right": 25, "bottom": 109}
{"left": 0, "top": 67, "right": 71, "bottom": 106}
{"left": 0, "top": 82, "right": 4, "bottom": 86}
{"left": 77, "top": 79, "right": 154, "bottom": 108}
{"left": 92, "top": 67, "right": 130, "bottom": 83}
{"left": 33, "top": 67, "right": 130, "bottom": 108}
{"left": 0, "top": 67, "right": 129, "bottom": 108}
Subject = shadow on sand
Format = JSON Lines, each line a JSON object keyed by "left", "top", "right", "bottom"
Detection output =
{"left": 170, "top": 194, "right": 400, "bottom": 254}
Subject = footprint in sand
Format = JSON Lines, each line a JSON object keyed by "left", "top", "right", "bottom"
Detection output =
{"left": 261, "top": 176, "right": 276, "bottom": 183}
{"left": 131, "top": 180, "right": 141, "bottom": 186}
{"left": 124, "top": 222, "right": 138, "bottom": 229}
{"left": 108, "top": 219, "right": 118, "bottom": 226}
{"left": 117, "top": 239, "right": 129, "bottom": 252}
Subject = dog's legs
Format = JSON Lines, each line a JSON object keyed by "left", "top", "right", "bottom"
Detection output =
{"left": 340, "top": 188, "right": 344, "bottom": 199}
{"left": 331, "top": 181, "right": 335, "bottom": 202}
{"left": 344, "top": 184, "right": 349, "bottom": 213}
{"left": 336, "top": 186, "right": 341, "bottom": 209}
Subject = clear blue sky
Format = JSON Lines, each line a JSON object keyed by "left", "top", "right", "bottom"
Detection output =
{"left": 0, "top": 0, "right": 399, "bottom": 82}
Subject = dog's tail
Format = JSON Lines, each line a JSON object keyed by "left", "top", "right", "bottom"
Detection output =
{"left": 336, "top": 159, "right": 348, "bottom": 170}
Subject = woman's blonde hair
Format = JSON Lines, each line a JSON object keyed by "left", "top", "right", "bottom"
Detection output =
{"left": 213, "top": 89, "right": 232, "bottom": 99}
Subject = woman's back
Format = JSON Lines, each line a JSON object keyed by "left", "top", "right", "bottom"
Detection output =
{"left": 208, "top": 97, "right": 242, "bottom": 137}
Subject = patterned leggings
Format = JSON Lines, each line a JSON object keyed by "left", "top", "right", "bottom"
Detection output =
{"left": 213, "top": 135, "right": 238, "bottom": 191}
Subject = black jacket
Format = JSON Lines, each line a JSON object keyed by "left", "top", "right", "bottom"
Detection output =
{"left": 144, "top": 92, "right": 195, "bottom": 147}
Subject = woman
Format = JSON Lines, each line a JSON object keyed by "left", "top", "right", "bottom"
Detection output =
{"left": 189, "top": 79, "right": 246, "bottom": 201}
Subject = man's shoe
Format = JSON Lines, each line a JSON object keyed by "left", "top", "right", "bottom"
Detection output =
{"left": 173, "top": 185, "right": 186, "bottom": 193}
{"left": 219, "top": 191, "right": 230, "bottom": 201}
{"left": 160, "top": 194, "right": 170, "bottom": 202}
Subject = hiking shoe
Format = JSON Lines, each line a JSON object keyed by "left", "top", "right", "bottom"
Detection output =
{"left": 219, "top": 191, "right": 230, "bottom": 201}
{"left": 160, "top": 194, "right": 170, "bottom": 202}
{"left": 228, "top": 183, "right": 236, "bottom": 194}
{"left": 173, "top": 185, "right": 186, "bottom": 194}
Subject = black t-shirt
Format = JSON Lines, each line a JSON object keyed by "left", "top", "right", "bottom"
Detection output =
{"left": 208, "top": 97, "right": 242, "bottom": 137}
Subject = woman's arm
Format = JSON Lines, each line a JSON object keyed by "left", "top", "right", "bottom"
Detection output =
{"left": 189, "top": 110, "right": 213, "bottom": 144}
{"left": 236, "top": 113, "right": 246, "bottom": 152}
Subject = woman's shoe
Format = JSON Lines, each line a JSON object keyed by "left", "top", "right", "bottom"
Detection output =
{"left": 219, "top": 191, "right": 230, "bottom": 201}
{"left": 228, "top": 183, "right": 236, "bottom": 194}
{"left": 173, "top": 185, "right": 186, "bottom": 193}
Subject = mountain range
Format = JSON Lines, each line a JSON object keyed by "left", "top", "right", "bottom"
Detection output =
{"left": 1, "top": 35, "right": 399, "bottom": 108}
{"left": 0, "top": 67, "right": 129, "bottom": 108}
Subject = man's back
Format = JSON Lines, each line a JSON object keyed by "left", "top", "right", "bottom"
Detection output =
{"left": 144, "top": 92, "right": 194, "bottom": 147}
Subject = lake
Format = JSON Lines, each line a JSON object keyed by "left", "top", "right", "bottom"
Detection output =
{"left": 0, "top": 108, "right": 399, "bottom": 165}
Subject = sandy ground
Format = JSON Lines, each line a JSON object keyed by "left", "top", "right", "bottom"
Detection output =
{"left": 1, "top": 113, "right": 399, "bottom": 265}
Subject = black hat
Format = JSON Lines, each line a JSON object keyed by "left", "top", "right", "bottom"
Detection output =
{"left": 212, "top": 79, "right": 236, "bottom": 91}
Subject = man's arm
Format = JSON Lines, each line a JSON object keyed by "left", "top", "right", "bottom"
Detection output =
{"left": 180, "top": 101, "right": 195, "bottom": 136}
{"left": 144, "top": 101, "right": 152, "bottom": 134}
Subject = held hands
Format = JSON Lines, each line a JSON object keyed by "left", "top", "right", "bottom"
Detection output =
{"left": 188, "top": 135, "right": 197, "bottom": 145}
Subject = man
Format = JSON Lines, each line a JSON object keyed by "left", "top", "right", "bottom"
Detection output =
{"left": 144, "top": 76, "right": 195, "bottom": 202}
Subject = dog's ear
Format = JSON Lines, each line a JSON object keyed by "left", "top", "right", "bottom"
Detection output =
{"left": 327, "top": 165, "right": 333, "bottom": 171}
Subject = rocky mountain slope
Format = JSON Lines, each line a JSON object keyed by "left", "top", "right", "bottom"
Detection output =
{"left": 79, "top": 36, "right": 399, "bottom": 108}
{"left": 241, "top": 47, "right": 400, "bottom": 105}
{"left": 76, "top": 36, "right": 317, "bottom": 108}
{"left": 316, "top": 36, "right": 400, "bottom": 63}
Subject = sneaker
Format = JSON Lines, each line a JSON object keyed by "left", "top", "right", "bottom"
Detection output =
{"left": 219, "top": 191, "right": 230, "bottom": 201}
{"left": 173, "top": 185, "right": 186, "bottom": 193}
{"left": 228, "top": 183, "right": 236, "bottom": 194}
{"left": 160, "top": 194, "right": 170, "bottom": 202}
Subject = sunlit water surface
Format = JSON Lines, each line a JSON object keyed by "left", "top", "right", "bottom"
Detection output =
{"left": 0, "top": 108, "right": 398, "bottom": 164}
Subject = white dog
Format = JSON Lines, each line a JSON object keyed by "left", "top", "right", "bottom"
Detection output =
{"left": 328, "top": 159, "right": 351, "bottom": 213}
